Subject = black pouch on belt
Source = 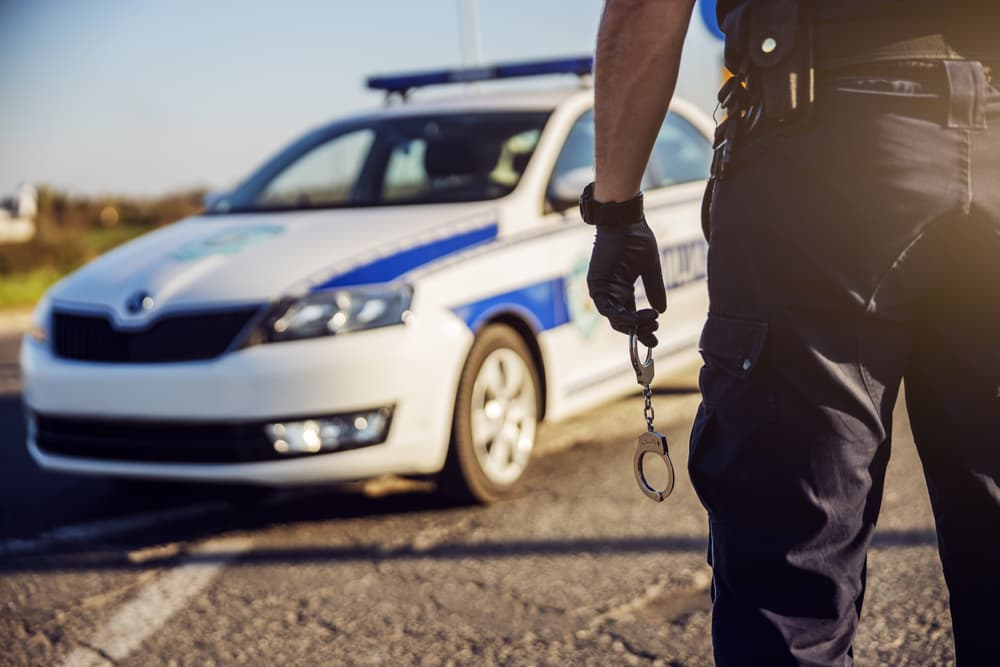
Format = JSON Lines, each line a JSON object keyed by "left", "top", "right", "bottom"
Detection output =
{"left": 746, "top": 0, "right": 815, "bottom": 124}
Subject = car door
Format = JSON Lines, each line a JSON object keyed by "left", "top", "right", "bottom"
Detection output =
{"left": 537, "top": 108, "right": 635, "bottom": 405}
{"left": 640, "top": 110, "right": 713, "bottom": 357}
{"left": 538, "top": 105, "right": 712, "bottom": 416}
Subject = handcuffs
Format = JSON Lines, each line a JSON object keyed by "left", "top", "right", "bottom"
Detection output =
{"left": 629, "top": 333, "right": 675, "bottom": 502}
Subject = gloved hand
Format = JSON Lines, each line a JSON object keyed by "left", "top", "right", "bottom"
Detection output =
{"left": 587, "top": 217, "right": 667, "bottom": 347}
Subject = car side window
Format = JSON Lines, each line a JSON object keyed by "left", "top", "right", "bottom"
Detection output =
{"left": 644, "top": 113, "right": 712, "bottom": 190}
{"left": 549, "top": 110, "right": 711, "bottom": 211}
{"left": 546, "top": 110, "right": 597, "bottom": 212}
{"left": 551, "top": 110, "right": 595, "bottom": 185}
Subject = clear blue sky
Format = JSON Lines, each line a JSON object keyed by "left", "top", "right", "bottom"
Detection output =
{"left": 0, "top": 1, "right": 721, "bottom": 196}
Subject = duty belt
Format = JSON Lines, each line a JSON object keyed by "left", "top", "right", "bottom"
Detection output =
{"left": 750, "top": 20, "right": 999, "bottom": 118}
{"left": 811, "top": 21, "right": 1000, "bottom": 72}
{"left": 710, "top": 19, "right": 1000, "bottom": 179}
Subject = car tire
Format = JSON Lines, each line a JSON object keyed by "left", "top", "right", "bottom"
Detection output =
{"left": 439, "top": 323, "right": 542, "bottom": 503}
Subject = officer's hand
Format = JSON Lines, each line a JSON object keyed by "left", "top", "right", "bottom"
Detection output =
{"left": 587, "top": 217, "right": 667, "bottom": 347}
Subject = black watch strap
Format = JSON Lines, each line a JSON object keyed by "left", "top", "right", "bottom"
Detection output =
{"left": 579, "top": 182, "right": 644, "bottom": 226}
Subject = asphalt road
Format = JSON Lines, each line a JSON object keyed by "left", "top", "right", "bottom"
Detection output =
{"left": 0, "top": 334, "right": 271, "bottom": 542}
{"left": 0, "top": 332, "right": 957, "bottom": 665}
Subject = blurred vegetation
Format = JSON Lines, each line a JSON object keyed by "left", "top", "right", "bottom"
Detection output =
{"left": 0, "top": 267, "right": 64, "bottom": 309}
{"left": 0, "top": 186, "right": 206, "bottom": 310}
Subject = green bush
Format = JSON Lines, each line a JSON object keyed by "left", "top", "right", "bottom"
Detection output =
{"left": 0, "top": 234, "right": 92, "bottom": 276}
{"left": 0, "top": 267, "right": 64, "bottom": 309}
{"left": 0, "top": 186, "right": 205, "bottom": 310}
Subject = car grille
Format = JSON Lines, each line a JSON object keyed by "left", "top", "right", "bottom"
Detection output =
{"left": 34, "top": 415, "right": 287, "bottom": 463}
{"left": 52, "top": 307, "right": 262, "bottom": 363}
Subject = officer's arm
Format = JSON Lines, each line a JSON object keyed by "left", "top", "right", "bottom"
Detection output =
{"left": 594, "top": 0, "right": 696, "bottom": 203}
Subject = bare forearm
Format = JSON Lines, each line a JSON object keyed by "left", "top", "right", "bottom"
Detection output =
{"left": 594, "top": 0, "right": 695, "bottom": 202}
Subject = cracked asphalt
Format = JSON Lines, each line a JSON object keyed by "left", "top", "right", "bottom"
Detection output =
{"left": 0, "top": 331, "right": 956, "bottom": 665}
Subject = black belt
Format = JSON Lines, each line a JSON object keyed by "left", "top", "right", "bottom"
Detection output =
{"left": 812, "top": 20, "right": 1000, "bottom": 71}
{"left": 711, "top": 18, "right": 999, "bottom": 179}
{"left": 736, "top": 19, "right": 999, "bottom": 126}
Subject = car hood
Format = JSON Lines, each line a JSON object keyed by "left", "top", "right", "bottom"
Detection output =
{"left": 49, "top": 203, "right": 498, "bottom": 324}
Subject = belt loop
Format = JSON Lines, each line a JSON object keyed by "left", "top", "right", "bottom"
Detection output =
{"left": 944, "top": 60, "right": 988, "bottom": 130}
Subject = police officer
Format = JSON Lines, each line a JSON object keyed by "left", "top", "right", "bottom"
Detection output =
{"left": 583, "top": 0, "right": 1000, "bottom": 664}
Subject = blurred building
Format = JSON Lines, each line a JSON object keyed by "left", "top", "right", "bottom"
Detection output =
{"left": 0, "top": 184, "right": 37, "bottom": 243}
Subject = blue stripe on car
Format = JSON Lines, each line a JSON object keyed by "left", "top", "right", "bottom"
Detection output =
{"left": 452, "top": 278, "right": 570, "bottom": 333}
{"left": 314, "top": 223, "right": 499, "bottom": 290}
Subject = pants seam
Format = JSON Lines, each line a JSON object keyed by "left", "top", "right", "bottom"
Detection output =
{"left": 866, "top": 227, "right": 928, "bottom": 314}
{"left": 856, "top": 327, "right": 883, "bottom": 424}
{"left": 962, "top": 130, "right": 972, "bottom": 214}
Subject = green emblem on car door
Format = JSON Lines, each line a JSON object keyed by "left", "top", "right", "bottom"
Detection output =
{"left": 565, "top": 255, "right": 600, "bottom": 339}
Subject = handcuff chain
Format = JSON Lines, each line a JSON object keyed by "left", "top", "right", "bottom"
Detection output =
{"left": 643, "top": 385, "right": 655, "bottom": 432}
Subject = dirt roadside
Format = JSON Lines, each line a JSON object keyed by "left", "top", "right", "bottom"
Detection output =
{"left": 0, "top": 307, "right": 32, "bottom": 336}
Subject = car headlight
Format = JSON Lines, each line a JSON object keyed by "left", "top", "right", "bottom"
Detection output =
{"left": 261, "top": 284, "right": 413, "bottom": 343}
{"left": 28, "top": 293, "right": 51, "bottom": 344}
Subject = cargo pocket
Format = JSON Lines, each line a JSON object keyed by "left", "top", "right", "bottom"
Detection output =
{"left": 697, "top": 313, "right": 770, "bottom": 411}
{"left": 688, "top": 313, "right": 773, "bottom": 520}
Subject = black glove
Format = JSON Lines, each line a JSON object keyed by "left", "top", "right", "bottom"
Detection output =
{"left": 587, "top": 217, "right": 667, "bottom": 347}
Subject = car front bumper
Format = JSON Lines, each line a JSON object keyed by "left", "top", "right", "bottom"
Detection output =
{"left": 20, "top": 312, "right": 472, "bottom": 484}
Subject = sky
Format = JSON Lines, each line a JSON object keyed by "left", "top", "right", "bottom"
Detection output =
{"left": 0, "top": 1, "right": 723, "bottom": 197}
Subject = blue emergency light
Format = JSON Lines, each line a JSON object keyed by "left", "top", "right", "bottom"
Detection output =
{"left": 366, "top": 56, "right": 593, "bottom": 96}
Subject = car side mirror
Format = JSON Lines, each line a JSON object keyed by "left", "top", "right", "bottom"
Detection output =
{"left": 547, "top": 166, "right": 595, "bottom": 213}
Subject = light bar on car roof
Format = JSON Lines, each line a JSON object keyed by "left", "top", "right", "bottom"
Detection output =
{"left": 366, "top": 56, "right": 594, "bottom": 95}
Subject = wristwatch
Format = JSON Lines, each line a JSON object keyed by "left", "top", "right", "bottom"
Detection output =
{"left": 579, "top": 182, "right": 644, "bottom": 226}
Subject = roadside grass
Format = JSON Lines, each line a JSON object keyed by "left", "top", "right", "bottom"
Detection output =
{"left": 0, "top": 267, "right": 64, "bottom": 310}
{"left": 85, "top": 224, "right": 153, "bottom": 254}
{"left": 0, "top": 224, "right": 156, "bottom": 311}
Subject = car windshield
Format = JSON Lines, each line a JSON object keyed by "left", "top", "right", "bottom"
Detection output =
{"left": 209, "top": 111, "right": 551, "bottom": 213}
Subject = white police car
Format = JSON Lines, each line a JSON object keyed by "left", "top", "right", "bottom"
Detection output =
{"left": 20, "top": 57, "right": 712, "bottom": 502}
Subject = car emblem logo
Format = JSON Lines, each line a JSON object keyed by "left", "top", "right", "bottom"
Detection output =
{"left": 125, "top": 291, "right": 155, "bottom": 315}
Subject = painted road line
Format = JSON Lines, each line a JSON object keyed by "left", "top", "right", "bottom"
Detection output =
{"left": 61, "top": 536, "right": 254, "bottom": 667}
{"left": 0, "top": 502, "right": 232, "bottom": 558}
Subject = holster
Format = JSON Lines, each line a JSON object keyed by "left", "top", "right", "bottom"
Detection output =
{"left": 746, "top": 0, "right": 815, "bottom": 124}
{"left": 710, "top": 0, "right": 811, "bottom": 179}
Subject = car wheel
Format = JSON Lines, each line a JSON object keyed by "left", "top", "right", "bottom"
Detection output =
{"left": 439, "top": 323, "right": 541, "bottom": 503}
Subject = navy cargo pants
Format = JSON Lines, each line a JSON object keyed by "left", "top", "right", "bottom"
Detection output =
{"left": 691, "top": 60, "right": 1000, "bottom": 666}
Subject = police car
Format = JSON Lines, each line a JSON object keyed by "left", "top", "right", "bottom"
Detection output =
{"left": 20, "top": 57, "right": 712, "bottom": 502}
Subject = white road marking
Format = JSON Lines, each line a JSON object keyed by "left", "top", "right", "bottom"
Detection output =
{"left": 0, "top": 502, "right": 231, "bottom": 557}
{"left": 61, "top": 536, "right": 254, "bottom": 667}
